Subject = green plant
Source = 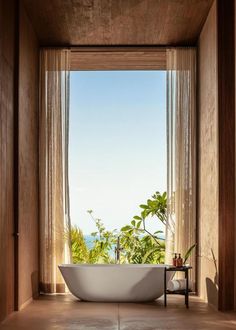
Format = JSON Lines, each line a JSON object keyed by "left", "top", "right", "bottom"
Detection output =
{"left": 70, "top": 225, "right": 89, "bottom": 263}
{"left": 69, "top": 192, "right": 167, "bottom": 265}
{"left": 119, "top": 230, "right": 165, "bottom": 264}
{"left": 69, "top": 212, "right": 117, "bottom": 264}
{"left": 119, "top": 192, "right": 166, "bottom": 264}
{"left": 139, "top": 191, "right": 167, "bottom": 226}
{"left": 86, "top": 210, "right": 117, "bottom": 263}
{"left": 183, "top": 243, "right": 197, "bottom": 264}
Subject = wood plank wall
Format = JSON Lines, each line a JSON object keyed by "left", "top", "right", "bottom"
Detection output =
{"left": 197, "top": 1, "right": 219, "bottom": 309}
{"left": 0, "top": 0, "right": 40, "bottom": 321}
{"left": 18, "top": 2, "right": 39, "bottom": 309}
{"left": 217, "top": 0, "right": 235, "bottom": 311}
{"left": 198, "top": 0, "right": 236, "bottom": 311}
{"left": 0, "top": 0, "right": 17, "bottom": 322}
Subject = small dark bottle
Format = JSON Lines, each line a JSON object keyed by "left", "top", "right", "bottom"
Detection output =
{"left": 173, "top": 253, "right": 178, "bottom": 266}
{"left": 176, "top": 253, "right": 183, "bottom": 267}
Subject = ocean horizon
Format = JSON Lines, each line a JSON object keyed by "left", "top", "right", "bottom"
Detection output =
{"left": 84, "top": 233, "right": 165, "bottom": 250}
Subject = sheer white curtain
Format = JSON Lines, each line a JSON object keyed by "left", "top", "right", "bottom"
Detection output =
{"left": 166, "top": 48, "right": 196, "bottom": 281}
{"left": 39, "top": 49, "right": 71, "bottom": 293}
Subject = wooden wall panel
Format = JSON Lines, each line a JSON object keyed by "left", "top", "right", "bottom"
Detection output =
{"left": 198, "top": 1, "right": 219, "bottom": 309}
{"left": 198, "top": 0, "right": 236, "bottom": 311}
{"left": 0, "top": 0, "right": 16, "bottom": 322}
{"left": 217, "top": 0, "right": 235, "bottom": 311}
{"left": 235, "top": 0, "right": 236, "bottom": 312}
{"left": 18, "top": 3, "right": 39, "bottom": 309}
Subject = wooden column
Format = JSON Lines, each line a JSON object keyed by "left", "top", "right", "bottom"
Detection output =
{"left": 217, "top": 0, "right": 235, "bottom": 311}
{"left": 0, "top": 0, "right": 17, "bottom": 321}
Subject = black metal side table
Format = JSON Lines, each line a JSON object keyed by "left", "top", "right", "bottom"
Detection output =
{"left": 164, "top": 266, "right": 192, "bottom": 308}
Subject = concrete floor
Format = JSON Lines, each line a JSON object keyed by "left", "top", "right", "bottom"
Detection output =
{"left": 1, "top": 295, "right": 236, "bottom": 330}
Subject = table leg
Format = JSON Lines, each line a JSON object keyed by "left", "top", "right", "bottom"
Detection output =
{"left": 164, "top": 268, "right": 167, "bottom": 307}
{"left": 185, "top": 269, "right": 189, "bottom": 308}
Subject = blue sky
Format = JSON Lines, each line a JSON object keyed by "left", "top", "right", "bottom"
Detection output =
{"left": 69, "top": 71, "right": 166, "bottom": 234}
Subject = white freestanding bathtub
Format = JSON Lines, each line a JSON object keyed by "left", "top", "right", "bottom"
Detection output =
{"left": 59, "top": 264, "right": 174, "bottom": 302}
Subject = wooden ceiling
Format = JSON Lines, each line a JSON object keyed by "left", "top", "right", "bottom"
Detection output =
{"left": 22, "top": 0, "right": 214, "bottom": 46}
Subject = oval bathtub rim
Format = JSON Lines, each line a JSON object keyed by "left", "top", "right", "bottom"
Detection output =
{"left": 58, "top": 263, "right": 171, "bottom": 268}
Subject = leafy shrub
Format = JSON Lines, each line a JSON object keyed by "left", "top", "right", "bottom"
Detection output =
{"left": 69, "top": 191, "right": 166, "bottom": 264}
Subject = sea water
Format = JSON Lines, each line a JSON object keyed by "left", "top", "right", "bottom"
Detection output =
{"left": 84, "top": 233, "right": 165, "bottom": 251}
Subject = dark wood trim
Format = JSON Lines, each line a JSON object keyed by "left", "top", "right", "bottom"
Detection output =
{"left": 70, "top": 46, "right": 167, "bottom": 52}
{"left": 217, "top": 0, "right": 235, "bottom": 311}
{"left": 13, "top": 0, "right": 19, "bottom": 311}
{"left": 70, "top": 47, "right": 166, "bottom": 71}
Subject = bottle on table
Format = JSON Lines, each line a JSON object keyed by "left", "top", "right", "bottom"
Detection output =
{"left": 176, "top": 253, "right": 183, "bottom": 267}
{"left": 173, "top": 253, "right": 178, "bottom": 266}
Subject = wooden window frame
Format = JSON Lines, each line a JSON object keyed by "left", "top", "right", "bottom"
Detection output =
{"left": 70, "top": 47, "right": 166, "bottom": 71}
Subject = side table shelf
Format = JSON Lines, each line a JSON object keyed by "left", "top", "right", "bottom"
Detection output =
{"left": 164, "top": 266, "right": 192, "bottom": 308}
